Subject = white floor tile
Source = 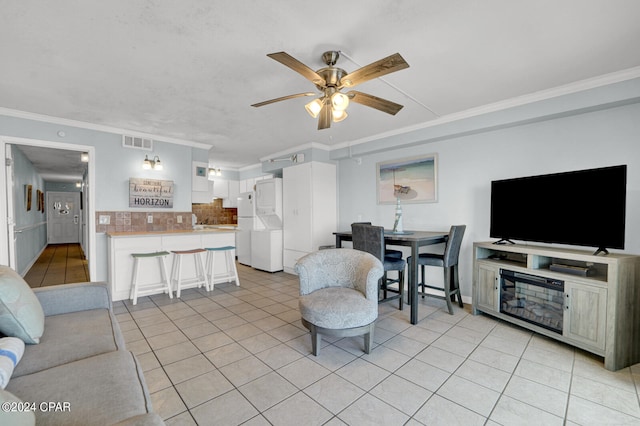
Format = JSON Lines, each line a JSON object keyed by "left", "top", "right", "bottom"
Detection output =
{"left": 115, "top": 267, "right": 640, "bottom": 425}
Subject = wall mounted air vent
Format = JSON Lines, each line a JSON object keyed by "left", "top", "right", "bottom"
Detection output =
{"left": 122, "top": 135, "right": 153, "bottom": 151}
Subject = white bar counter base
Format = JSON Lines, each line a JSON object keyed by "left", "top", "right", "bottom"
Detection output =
{"left": 472, "top": 241, "right": 640, "bottom": 371}
{"left": 108, "top": 229, "right": 236, "bottom": 302}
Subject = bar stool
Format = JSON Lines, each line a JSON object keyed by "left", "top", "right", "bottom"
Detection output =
{"left": 130, "top": 251, "right": 172, "bottom": 305}
{"left": 170, "top": 249, "right": 209, "bottom": 298}
{"left": 407, "top": 225, "right": 466, "bottom": 314}
{"left": 351, "top": 223, "right": 406, "bottom": 310}
{"left": 205, "top": 246, "right": 240, "bottom": 289}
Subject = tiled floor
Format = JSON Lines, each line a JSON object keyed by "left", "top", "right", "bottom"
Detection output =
{"left": 24, "top": 243, "right": 89, "bottom": 287}
{"left": 114, "top": 264, "right": 640, "bottom": 425}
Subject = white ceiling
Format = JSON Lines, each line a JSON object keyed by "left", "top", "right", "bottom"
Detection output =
{"left": 1, "top": 1, "right": 640, "bottom": 170}
{"left": 14, "top": 145, "right": 87, "bottom": 183}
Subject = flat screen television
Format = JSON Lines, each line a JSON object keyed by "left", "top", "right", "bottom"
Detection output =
{"left": 490, "top": 165, "right": 627, "bottom": 254}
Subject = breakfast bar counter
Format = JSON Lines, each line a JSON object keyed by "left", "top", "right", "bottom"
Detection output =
{"left": 107, "top": 229, "right": 236, "bottom": 301}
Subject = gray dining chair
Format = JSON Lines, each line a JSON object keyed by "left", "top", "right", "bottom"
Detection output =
{"left": 351, "top": 223, "right": 406, "bottom": 310}
{"left": 295, "top": 248, "right": 384, "bottom": 356}
{"left": 351, "top": 222, "right": 403, "bottom": 258}
{"left": 407, "top": 225, "right": 466, "bottom": 314}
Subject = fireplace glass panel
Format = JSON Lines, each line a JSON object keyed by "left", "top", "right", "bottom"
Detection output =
{"left": 500, "top": 269, "right": 564, "bottom": 334}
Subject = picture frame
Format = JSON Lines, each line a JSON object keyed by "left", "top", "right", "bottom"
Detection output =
{"left": 36, "top": 189, "right": 42, "bottom": 212}
{"left": 25, "top": 184, "right": 33, "bottom": 211}
{"left": 376, "top": 154, "right": 438, "bottom": 204}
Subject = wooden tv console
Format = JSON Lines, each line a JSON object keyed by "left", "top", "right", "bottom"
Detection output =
{"left": 472, "top": 241, "right": 640, "bottom": 371}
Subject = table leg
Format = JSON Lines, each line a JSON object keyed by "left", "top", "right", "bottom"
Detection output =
{"left": 410, "top": 241, "right": 419, "bottom": 324}
{"left": 335, "top": 235, "right": 343, "bottom": 248}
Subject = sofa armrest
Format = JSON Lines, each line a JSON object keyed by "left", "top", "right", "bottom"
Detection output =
{"left": 33, "top": 282, "right": 112, "bottom": 316}
{"left": 111, "top": 413, "right": 166, "bottom": 426}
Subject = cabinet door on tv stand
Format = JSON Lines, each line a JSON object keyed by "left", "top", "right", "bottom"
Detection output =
{"left": 475, "top": 263, "right": 500, "bottom": 314}
{"left": 563, "top": 281, "right": 607, "bottom": 352}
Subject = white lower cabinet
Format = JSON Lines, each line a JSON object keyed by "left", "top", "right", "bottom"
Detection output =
{"left": 108, "top": 231, "right": 236, "bottom": 301}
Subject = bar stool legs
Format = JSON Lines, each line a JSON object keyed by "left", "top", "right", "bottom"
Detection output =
{"left": 205, "top": 246, "right": 240, "bottom": 289}
{"left": 130, "top": 251, "right": 172, "bottom": 305}
{"left": 170, "top": 249, "right": 209, "bottom": 298}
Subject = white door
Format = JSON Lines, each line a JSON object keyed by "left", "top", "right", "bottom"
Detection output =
{"left": 47, "top": 192, "right": 81, "bottom": 244}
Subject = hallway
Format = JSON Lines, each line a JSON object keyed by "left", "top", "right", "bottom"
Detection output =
{"left": 24, "top": 243, "right": 89, "bottom": 288}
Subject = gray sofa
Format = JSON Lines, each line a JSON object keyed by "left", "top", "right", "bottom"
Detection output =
{"left": 4, "top": 281, "right": 164, "bottom": 426}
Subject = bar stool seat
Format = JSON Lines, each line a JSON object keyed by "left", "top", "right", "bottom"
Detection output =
{"left": 170, "top": 248, "right": 209, "bottom": 298}
{"left": 205, "top": 246, "right": 240, "bottom": 289}
{"left": 130, "top": 251, "right": 172, "bottom": 305}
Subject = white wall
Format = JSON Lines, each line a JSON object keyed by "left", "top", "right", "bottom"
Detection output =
{"left": 0, "top": 115, "right": 209, "bottom": 277}
{"left": 11, "top": 145, "right": 47, "bottom": 274}
{"left": 336, "top": 101, "right": 640, "bottom": 300}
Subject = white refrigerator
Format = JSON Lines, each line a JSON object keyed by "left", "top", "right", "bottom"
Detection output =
{"left": 251, "top": 178, "right": 284, "bottom": 272}
{"left": 236, "top": 192, "right": 263, "bottom": 266}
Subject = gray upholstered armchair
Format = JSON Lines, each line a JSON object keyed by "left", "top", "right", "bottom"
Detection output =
{"left": 295, "top": 248, "right": 384, "bottom": 356}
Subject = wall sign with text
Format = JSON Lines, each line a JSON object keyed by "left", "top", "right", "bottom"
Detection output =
{"left": 129, "top": 178, "right": 174, "bottom": 208}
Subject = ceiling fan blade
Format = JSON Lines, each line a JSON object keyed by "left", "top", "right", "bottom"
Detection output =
{"left": 340, "top": 53, "right": 409, "bottom": 88}
{"left": 267, "top": 52, "right": 326, "bottom": 87}
{"left": 251, "top": 92, "right": 316, "bottom": 108}
{"left": 346, "top": 91, "right": 404, "bottom": 115}
{"left": 317, "top": 102, "right": 332, "bottom": 130}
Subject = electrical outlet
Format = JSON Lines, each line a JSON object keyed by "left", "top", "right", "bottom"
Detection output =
{"left": 147, "top": 215, "right": 153, "bottom": 224}
{"left": 176, "top": 215, "right": 182, "bottom": 223}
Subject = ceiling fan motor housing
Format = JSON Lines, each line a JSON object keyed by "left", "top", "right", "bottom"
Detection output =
{"left": 316, "top": 67, "right": 347, "bottom": 90}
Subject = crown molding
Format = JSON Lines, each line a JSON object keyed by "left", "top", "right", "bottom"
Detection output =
{"left": 0, "top": 107, "right": 212, "bottom": 150}
{"left": 331, "top": 66, "right": 640, "bottom": 151}
{"left": 259, "top": 141, "right": 331, "bottom": 162}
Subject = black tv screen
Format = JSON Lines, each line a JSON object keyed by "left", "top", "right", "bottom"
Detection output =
{"left": 490, "top": 165, "right": 627, "bottom": 252}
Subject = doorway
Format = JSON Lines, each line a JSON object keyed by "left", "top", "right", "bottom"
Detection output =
{"left": 1, "top": 137, "right": 96, "bottom": 280}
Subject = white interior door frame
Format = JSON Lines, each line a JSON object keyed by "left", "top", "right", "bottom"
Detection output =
{"left": 3, "top": 144, "right": 16, "bottom": 268}
{"left": 0, "top": 136, "right": 96, "bottom": 279}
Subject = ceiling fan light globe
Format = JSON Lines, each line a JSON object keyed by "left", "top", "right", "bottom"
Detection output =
{"left": 332, "top": 109, "right": 348, "bottom": 122}
{"left": 331, "top": 92, "right": 349, "bottom": 111}
{"left": 305, "top": 99, "right": 323, "bottom": 118}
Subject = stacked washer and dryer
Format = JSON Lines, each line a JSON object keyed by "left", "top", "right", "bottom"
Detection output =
{"left": 235, "top": 178, "right": 283, "bottom": 272}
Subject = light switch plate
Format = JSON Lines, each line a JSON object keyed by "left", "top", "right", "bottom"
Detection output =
{"left": 99, "top": 215, "right": 111, "bottom": 225}
{"left": 147, "top": 215, "right": 153, "bottom": 223}
{"left": 177, "top": 215, "right": 182, "bottom": 223}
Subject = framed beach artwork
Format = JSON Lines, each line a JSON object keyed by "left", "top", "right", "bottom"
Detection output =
{"left": 376, "top": 154, "right": 438, "bottom": 204}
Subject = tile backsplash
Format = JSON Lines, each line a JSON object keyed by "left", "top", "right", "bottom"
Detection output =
{"left": 192, "top": 199, "right": 237, "bottom": 225}
{"left": 96, "top": 211, "right": 193, "bottom": 233}
{"left": 96, "top": 199, "right": 237, "bottom": 233}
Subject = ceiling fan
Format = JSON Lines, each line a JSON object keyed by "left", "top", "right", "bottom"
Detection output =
{"left": 251, "top": 50, "right": 409, "bottom": 130}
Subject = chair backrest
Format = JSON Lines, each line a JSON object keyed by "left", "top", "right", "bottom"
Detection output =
{"left": 443, "top": 225, "right": 466, "bottom": 267}
{"left": 295, "top": 248, "right": 383, "bottom": 299}
{"left": 351, "top": 223, "right": 384, "bottom": 261}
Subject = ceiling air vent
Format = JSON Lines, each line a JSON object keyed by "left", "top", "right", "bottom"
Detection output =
{"left": 122, "top": 135, "right": 153, "bottom": 151}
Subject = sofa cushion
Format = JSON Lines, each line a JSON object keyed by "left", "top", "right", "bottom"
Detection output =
{"left": 0, "top": 337, "right": 25, "bottom": 388}
{"left": 0, "top": 266, "right": 45, "bottom": 344}
{"left": 12, "top": 308, "right": 125, "bottom": 378}
{"left": 0, "top": 388, "right": 36, "bottom": 426}
{"left": 7, "top": 351, "right": 154, "bottom": 426}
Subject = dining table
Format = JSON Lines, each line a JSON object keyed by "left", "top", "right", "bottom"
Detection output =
{"left": 334, "top": 230, "right": 449, "bottom": 325}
